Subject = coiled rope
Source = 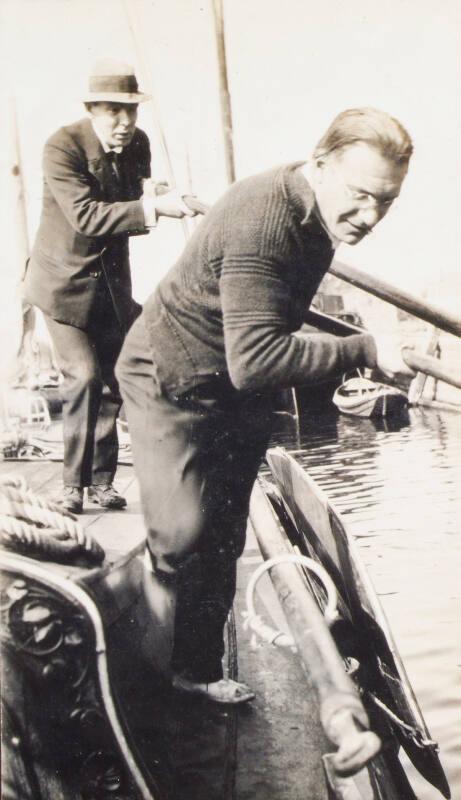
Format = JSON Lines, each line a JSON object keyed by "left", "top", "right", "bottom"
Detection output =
{"left": 0, "top": 475, "right": 105, "bottom": 566}
{"left": 242, "top": 553, "right": 339, "bottom": 648}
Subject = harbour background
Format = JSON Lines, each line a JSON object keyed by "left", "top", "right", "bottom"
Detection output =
{"left": 1, "top": 2, "right": 460, "bottom": 798}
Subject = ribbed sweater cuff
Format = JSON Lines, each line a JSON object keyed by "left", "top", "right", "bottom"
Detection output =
{"left": 339, "top": 333, "right": 377, "bottom": 371}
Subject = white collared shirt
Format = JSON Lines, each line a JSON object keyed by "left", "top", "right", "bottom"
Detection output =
{"left": 91, "top": 119, "right": 123, "bottom": 154}
{"left": 90, "top": 119, "right": 156, "bottom": 227}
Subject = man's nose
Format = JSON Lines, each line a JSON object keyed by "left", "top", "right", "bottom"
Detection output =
{"left": 118, "top": 109, "right": 133, "bottom": 126}
{"left": 357, "top": 204, "right": 383, "bottom": 230}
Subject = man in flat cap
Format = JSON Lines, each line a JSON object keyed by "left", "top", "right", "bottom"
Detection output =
{"left": 24, "top": 59, "right": 194, "bottom": 513}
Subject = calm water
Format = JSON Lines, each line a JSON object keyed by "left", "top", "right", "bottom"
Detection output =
{"left": 270, "top": 406, "right": 461, "bottom": 800}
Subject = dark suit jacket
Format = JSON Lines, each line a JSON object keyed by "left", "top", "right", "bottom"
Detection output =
{"left": 23, "top": 118, "right": 151, "bottom": 329}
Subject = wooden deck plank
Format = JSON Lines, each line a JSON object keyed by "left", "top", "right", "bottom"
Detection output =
{"left": 83, "top": 506, "right": 146, "bottom": 554}
{"left": 0, "top": 459, "right": 61, "bottom": 493}
{"left": 0, "top": 458, "right": 146, "bottom": 562}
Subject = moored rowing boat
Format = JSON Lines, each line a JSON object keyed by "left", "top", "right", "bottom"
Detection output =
{"left": 333, "top": 375, "right": 408, "bottom": 418}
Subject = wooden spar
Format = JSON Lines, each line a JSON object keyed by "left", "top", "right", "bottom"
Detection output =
{"left": 249, "top": 481, "right": 381, "bottom": 776}
{"left": 212, "top": 0, "right": 236, "bottom": 184}
{"left": 183, "top": 197, "right": 460, "bottom": 393}
{"left": 183, "top": 199, "right": 461, "bottom": 347}
{"left": 9, "top": 97, "right": 30, "bottom": 267}
{"left": 184, "top": 195, "right": 461, "bottom": 392}
{"left": 329, "top": 261, "right": 461, "bottom": 339}
{"left": 403, "top": 348, "right": 461, "bottom": 390}
{"left": 408, "top": 328, "right": 440, "bottom": 405}
{"left": 7, "top": 97, "right": 35, "bottom": 383}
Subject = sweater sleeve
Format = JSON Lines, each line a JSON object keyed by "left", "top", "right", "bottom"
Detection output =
{"left": 43, "top": 141, "right": 146, "bottom": 238}
{"left": 220, "top": 254, "right": 377, "bottom": 391}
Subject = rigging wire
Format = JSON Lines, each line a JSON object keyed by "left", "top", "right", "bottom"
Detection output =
{"left": 121, "top": 0, "right": 190, "bottom": 242}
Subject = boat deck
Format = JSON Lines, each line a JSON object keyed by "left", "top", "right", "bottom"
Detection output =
{"left": 0, "top": 456, "right": 329, "bottom": 799}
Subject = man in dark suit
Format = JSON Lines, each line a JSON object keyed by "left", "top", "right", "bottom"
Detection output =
{"left": 23, "top": 59, "right": 194, "bottom": 513}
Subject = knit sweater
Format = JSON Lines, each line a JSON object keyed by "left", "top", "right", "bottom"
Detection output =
{"left": 141, "top": 163, "right": 377, "bottom": 397}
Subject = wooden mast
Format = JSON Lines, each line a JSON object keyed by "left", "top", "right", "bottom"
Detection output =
{"left": 7, "top": 97, "right": 35, "bottom": 385}
{"left": 212, "top": 0, "right": 236, "bottom": 184}
{"left": 210, "top": 8, "right": 299, "bottom": 421}
{"left": 9, "top": 97, "right": 30, "bottom": 270}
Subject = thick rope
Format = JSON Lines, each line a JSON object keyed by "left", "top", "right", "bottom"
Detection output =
{"left": 0, "top": 474, "right": 27, "bottom": 491}
{"left": 0, "top": 476, "right": 105, "bottom": 566}
{"left": 243, "top": 553, "right": 339, "bottom": 649}
{"left": 0, "top": 485, "right": 77, "bottom": 518}
{"left": 0, "top": 497, "right": 84, "bottom": 541}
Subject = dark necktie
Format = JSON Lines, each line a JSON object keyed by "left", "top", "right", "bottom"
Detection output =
{"left": 108, "top": 150, "right": 121, "bottom": 182}
{"left": 107, "top": 150, "right": 128, "bottom": 199}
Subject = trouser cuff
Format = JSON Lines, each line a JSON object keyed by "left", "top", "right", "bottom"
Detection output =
{"left": 144, "top": 546, "right": 178, "bottom": 586}
{"left": 172, "top": 665, "right": 224, "bottom": 684}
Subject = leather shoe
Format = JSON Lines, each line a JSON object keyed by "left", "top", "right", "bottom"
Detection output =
{"left": 62, "top": 486, "right": 83, "bottom": 514}
{"left": 88, "top": 484, "right": 127, "bottom": 509}
{"left": 172, "top": 675, "right": 255, "bottom": 705}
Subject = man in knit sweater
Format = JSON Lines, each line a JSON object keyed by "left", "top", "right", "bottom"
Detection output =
{"left": 116, "top": 107, "right": 413, "bottom": 704}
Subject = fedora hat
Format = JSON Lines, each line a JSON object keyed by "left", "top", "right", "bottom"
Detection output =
{"left": 83, "top": 59, "right": 150, "bottom": 104}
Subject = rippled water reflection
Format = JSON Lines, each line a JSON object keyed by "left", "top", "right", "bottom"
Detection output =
{"left": 270, "top": 406, "right": 461, "bottom": 800}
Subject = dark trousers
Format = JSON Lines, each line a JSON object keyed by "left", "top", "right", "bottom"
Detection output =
{"left": 44, "top": 288, "right": 124, "bottom": 488}
{"left": 116, "top": 315, "right": 273, "bottom": 682}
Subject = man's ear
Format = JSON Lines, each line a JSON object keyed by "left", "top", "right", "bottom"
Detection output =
{"left": 311, "top": 154, "right": 326, "bottom": 185}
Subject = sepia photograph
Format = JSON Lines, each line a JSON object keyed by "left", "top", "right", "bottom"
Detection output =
{"left": 1, "top": 1, "right": 460, "bottom": 798}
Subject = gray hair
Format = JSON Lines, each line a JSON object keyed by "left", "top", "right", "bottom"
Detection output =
{"left": 314, "top": 107, "right": 413, "bottom": 165}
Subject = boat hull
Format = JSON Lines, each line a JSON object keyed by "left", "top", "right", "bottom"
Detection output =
{"left": 264, "top": 447, "right": 450, "bottom": 800}
{"left": 249, "top": 480, "right": 421, "bottom": 800}
{"left": 333, "top": 389, "right": 408, "bottom": 418}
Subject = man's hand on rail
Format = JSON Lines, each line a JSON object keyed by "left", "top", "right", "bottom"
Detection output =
{"left": 142, "top": 179, "right": 197, "bottom": 224}
{"left": 373, "top": 334, "right": 416, "bottom": 379}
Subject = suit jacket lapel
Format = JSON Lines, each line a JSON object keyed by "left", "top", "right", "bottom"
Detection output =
{"left": 77, "top": 119, "right": 112, "bottom": 190}
{"left": 74, "top": 118, "right": 143, "bottom": 200}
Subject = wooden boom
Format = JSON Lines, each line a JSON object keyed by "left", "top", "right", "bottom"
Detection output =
{"left": 182, "top": 198, "right": 461, "bottom": 346}
{"left": 403, "top": 348, "right": 461, "bottom": 390}
{"left": 329, "top": 261, "right": 461, "bottom": 339}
